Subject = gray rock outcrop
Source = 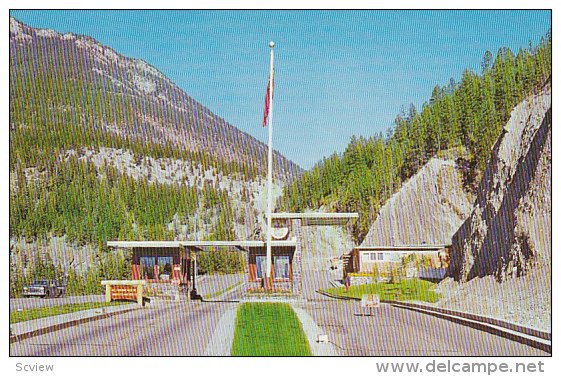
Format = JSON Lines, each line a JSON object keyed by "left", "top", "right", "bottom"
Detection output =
{"left": 448, "top": 86, "right": 551, "bottom": 282}
{"left": 361, "top": 157, "right": 473, "bottom": 247}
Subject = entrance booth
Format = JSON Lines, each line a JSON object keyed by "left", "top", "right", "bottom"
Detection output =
{"left": 245, "top": 212, "right": 359, "bottom": 296}
{"left": 107, "top": 241, "right": 191, "bottom": 299}
{"left": 107, "top": 212, "right": 358, "bottom": 299}
{"left": 246, "top": 244, "right": 296, "bottom": 294}
{"left": 132, "top": 247, "right": 186, "bottom": 283}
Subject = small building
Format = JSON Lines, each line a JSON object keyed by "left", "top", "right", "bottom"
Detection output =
{"left": 131, "top": 244, "right": 188, "bottom": 284}
{"left": 346, "top": 244, "right": 451, "bottom": 281}
{"left": 107, "top": 241, "right": 195, "bottom": 298}
{"left": 252, "top": 212, "right": 358, "bottom": 295}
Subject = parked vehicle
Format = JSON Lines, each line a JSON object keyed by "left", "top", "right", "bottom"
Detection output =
{"left": 22, "top": 280, "right": 66, "bottom": 298}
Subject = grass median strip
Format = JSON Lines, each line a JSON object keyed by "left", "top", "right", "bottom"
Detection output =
{"left": 10, "top": 302, "right": 133, "bottom": 324}
{"left": 231, "top": 302, "right": 312, "bottom": 356}
{"left": 327, "top": 278, "right": 440, "bottom": 303}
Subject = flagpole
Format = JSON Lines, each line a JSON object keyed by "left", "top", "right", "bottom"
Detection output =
{"left": 266, "top": 41, "right": 275, "bottom": 283}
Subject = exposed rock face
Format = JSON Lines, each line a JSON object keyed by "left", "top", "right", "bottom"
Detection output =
{"left": 361, "top": 158, "right": 473, "bottom": 247}
{"left": 301, "top": 225, "right": 354, "bottom": 272}
{"left": 448, "top": 86, "right": 551, "bottom": 282}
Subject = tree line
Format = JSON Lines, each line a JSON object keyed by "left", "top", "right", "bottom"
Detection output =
{"left": 10, "top": 152, "right": 240, "bottom": 246}
{"left": 280, "top": 32, "right": 551, "bottom": 243}
{"left": 9, "top": 247, "right": 131, "bottom": 297}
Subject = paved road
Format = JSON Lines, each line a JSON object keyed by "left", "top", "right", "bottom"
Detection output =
{"left": 301, "top": 300, "right": 548, "bottom": 356}
{"left": 10, "top": 301, "right": 236, "bottom": 356}
{"left": 11, "top": 297, "right": 547, "bottom": 356}
{"left": 301, "top": 267, "right": 340, "bottom": 300}
{"left": 196, "top": 273, "right": 244, "bottom": 300}
{"left": 10, "top": 274, "right": 548, "bottom": 356}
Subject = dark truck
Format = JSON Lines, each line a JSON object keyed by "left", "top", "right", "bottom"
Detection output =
{"left": 22, "top": 280, "right": 66, "bottom": 298}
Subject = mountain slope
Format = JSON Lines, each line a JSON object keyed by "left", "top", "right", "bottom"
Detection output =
{"left": 360, "top": 156, "right": 473, "bottom": 247}
{"left": 10, "top": 17, "right": 301, "bottom": 181}
{"left": 279, "top": 32, "right": 551, "bottom": 244}
{"left": 437, "top": 85, "right": 551, "bottom": 331}
{"left": 9, "top": 16, "right": 302, "bottom": 246}
{"left": 9, "top": 17, "right": 300, "bottom": 294}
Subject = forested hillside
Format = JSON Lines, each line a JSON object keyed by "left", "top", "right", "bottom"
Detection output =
{"left": 279, "top": 32, "right": 551, "bottom": 243}
{"left": 9, "top": 17, "right": 301, "bottom": 246}
{"left": 9, "top": 18, "right": 300, "bottom": 295}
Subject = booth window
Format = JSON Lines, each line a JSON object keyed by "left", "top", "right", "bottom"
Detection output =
{"left": 158, "top": 256, "right": 173, "bottom": 280}
{"left": 140, "top": 256, "right": 173, "bottom": 281}
{"left": 274, "top": 256, "right": 290, "bottom": 280}
{"left": 140, "top": 256, "right": 156, "bottom": 280}
{"left": 386, "top": 252, "right": 400, "bottom": 262}
{"left": 256, "top": 256, "right": 267, "bottom": 279}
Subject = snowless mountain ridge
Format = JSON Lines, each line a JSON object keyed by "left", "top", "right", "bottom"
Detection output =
{"left": 10, "top": 17, "right": 302, "bottom": 181}
{"left": 9, "top": 17, "right": 297, "bottom": 273}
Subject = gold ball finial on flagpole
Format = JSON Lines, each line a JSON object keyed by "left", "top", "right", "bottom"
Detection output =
{"left": 269, "top": 41, "right": 275, "bottom": 48}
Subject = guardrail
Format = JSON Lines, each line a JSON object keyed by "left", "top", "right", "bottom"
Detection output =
{"left": 316, "top": 289, "right": 551, "bottom": 353}
{"left": 390, "top": 300, "right": 551, "bottom": 353}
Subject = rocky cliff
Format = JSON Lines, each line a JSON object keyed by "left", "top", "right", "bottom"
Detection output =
{"left": 448, "top": 85, "right": 551, "bottom": 282}
{"left": 361, "top": 157, "right": 473, "bottom": 247}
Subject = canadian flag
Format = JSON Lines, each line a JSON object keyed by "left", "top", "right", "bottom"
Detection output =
{"left": 262, "top": 70, "right": 274, "bottom": 126}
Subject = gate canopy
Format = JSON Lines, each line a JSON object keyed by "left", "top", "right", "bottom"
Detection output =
{"left": 107, "top": 239, "right": 298, "bottom": 252}
{"left": 271, "top": 212, "right": 358, "bottom": 226}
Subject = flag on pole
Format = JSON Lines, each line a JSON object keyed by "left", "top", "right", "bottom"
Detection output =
{"left": 263, "top": 69, "right": 274, "bottom": 126}
{"left": 265, "top": 41, "right": 275, "bottom": 283}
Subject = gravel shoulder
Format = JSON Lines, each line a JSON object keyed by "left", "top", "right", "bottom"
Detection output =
{"left": 436, "top": 266, "right": 551, "bottom": 332}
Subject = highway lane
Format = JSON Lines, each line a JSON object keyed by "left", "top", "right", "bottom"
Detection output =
{"left": 10, "top": 300, "right": 236, "bottom": 356}
{"left": 11, "top": 271, "right": 548, "bottom": 357}
{"left": 196, "top": 273, "right": 244, "bottom": 300}
{"left": 302, "top": 300, "right": 548, "bottom": 356}
{"left": 11, "top": 298, "right": 547, "bottom": 356}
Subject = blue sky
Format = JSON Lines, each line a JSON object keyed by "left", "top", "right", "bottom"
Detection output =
{"left": 10, "top": 10, "right": 551, "bottom": 169}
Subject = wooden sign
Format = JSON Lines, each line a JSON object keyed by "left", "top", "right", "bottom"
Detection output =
{"left": 361, "top": 294, "right": 380, "bottom": 308}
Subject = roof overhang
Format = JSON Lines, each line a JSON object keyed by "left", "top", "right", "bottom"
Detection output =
{"left": 107, "top": 238, "right": 298, "bottom": 251}
{"left": 272, "top": 212, "right": 358, "bottom": 226}
{"left": 107, "top": 241, "right": 181, "bottom": 248}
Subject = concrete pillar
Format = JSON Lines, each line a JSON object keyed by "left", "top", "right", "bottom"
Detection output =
{"left": 136, "top": 284, "right": 143, "bottom": 307}
{"left": 292, "top": 218, "right": 302, "bottom": 297}
{"left": 244, "top": 255, "right": 249, "bottom": 296}
{"left": 105, "top": 284, "right": 112, "bottom": 303}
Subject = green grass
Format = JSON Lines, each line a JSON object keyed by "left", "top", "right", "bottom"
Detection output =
{"left": 327, "top": 278, "right": 440, "bottom": 303}
{"left": 231, "top": 303, "right": 312, "bottom": 356}
{"left": 10, "top": 302, "right": 132, "bottom": 324}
